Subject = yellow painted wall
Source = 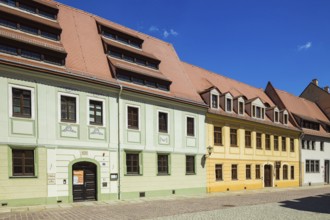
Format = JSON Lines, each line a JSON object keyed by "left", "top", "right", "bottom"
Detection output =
{"left": 206, "top": 114, "right": 301, "bottom": 193}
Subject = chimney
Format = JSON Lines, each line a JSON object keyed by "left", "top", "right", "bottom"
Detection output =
{"left": 312, "top": 79, "right": 318, "bottom": 86}
{"left": 324, "top": 86, "right": 329, "bottom": 93}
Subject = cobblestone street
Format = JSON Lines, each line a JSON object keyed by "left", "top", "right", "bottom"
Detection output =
{"left": 1, "top": 186, "right": 330, "bottom": 220}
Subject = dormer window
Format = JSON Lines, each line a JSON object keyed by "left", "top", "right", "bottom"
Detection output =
{"left": 284, "top": 113, "right": 288, "bottom": 125}
{"left": 211, "top": 94, "right": 218, "bottom": 109}
{"left": 301, "top": 120, "right": 319, "bottom": 131}
{"left": 274, "top": 110, "right": 279, "bottom": 123}
{"left": 252, "top": 105, "right": 265, "bottom": 119}
{"left": 238, "top": 101, "right": 244, "bottom": 115}
{"left": 226, "top": 98, "right": 232, "bottom": 112}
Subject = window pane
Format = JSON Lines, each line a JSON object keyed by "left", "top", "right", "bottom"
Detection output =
{"left": 187, "top": 117, "right": 194, "bottom": 136}
{"left": 127, "top": 107, "right": 139, "bottom": 129}
{"left": 158, "top": 112, "right": 168, "bottom": 133}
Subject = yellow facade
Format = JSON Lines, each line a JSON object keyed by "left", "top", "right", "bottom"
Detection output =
{"left": 206, "top": 113, "right": 301, "bottom": 193}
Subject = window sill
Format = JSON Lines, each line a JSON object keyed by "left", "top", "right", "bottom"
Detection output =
{"left": 157, "top": 173, "right": 170, "bottom": 176}
{"left": 230, "top": 145, "right": 238, "bottom": 147}
{"left": 10, "top": 176, "right": 38, "bottom": 179}
{"left": 216, "top": 179, "right": 223, "bottom": 182}
{"left": 185, "top": 173, "right": 196, "bottom": 175}
{"left": 11, "top": 115, "right": 32, "bottom": 119}
{"left": 214, "top": 144, "right": 223, "bottom": 147}
{"left": 245, "top": 146, "right": 252, "bottom": 148}
{"left": 124, "top": 174, "right": 142, "bottom": 176}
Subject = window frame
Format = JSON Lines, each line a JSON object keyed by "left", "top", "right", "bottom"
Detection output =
{"left": 157, "top": 154, "right": 169, "bottom": 175}
{"left": 282, "top": 137, "right": 287, "bottom": 151}
{"left": 9, "top": 84, "right": 35, "bottom": 119}
{"left": 230, "top": 128, "right": 238, "bottom": 147}
{"left": 215, "top": 164, "right": 223, "bottom": 181}
{"left": 211, "top": 94, "right": 218, "bottom": 109}
{"left": 256, "top": 132, "right": 262, "bottom": 149}
{"left": 186, "top": 116, "right": 195, "bottom": 137}
{"left": 274, "top": 135, "right": 279, "bottom": 151}
{"left": 12, "top": 148, "right": 35, "bottom": 177}
{"left": 283, "top": 165, "right": 288, "bottom": 180}
{"left": 231, "top": 164, "right": 238, "bottom": 180}
{"left": 185, "top": 155, "right": 196, "bottom": 175}
{"left": 238, "top": 101, "right": 244, "bottom": 115}
{"left": 225, "top": 97, "right": 233, "bottom": 113}
{"left": 214, "top": 126, "right": 223, "bottom": 146}
{"left": 87, "top": 97, "right": 105, "bottom": 126}
{"left": 290, "top": 166, "right": 294, "bottom": 180}
{"left": 246, "top": 164, "right": 251, "bottom": 180}
{"left": 290, "top": 138, "right": 295, "bottom": 152}
{"left": 127, "top": 105, "right": 140, "bottom": 130}
{"left": 125, "top": 152, "right": 141, "bottom": 175}
{"left": 265, "top": 134, "right": 271, "bottom": 150}
{"left": 58, "top": 93, "right": 79, "bottom": 123}
{"left": 158, "top": 110, "right": 169, "bottom": 133}
{"left": 256, "top": 164, "right": 261, "bottom": 179}
{"left": 245, "top": 130, "right": 252, "bottom": 148}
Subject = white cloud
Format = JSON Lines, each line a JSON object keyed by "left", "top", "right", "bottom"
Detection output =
{"left": 148, "top": 25, "right": 179, "bottom": 38}
{"left": 298, "top": 42, "right": 312, "bottom": 51}
{"left": 149, "top": 26, "right": 159, "bottom": 32}
{"left": 163, "top": 30, "right": 170, "bottom": 38}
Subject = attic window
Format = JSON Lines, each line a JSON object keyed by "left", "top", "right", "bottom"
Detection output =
{"left": 274, "top": 111, "right": 279, "bottom": 123}
{"left": 253, "top": 105, "right": 264, "bottom": 120}
{"left": 0, "top": 0, "right": 58, "bottom": 20}
{"left": 226, "top": 98, "right": 232, "bottom": 112}
{"left": 238, "top": 101, "right": 244, "bottom": 115}
{"left": 100, "top": 25, "right": 143, "bottom": 49}
{"left": 211, "top": 94, "right": 218, "bottom": 109}
{"left": 108, "top": 46, "right": 159, "bottom": 70}
{"left": 302, "top": 120, "right": 319, "bottom": 131}
{"left": 284, "top": 113, "right": 288, "bottom": 125}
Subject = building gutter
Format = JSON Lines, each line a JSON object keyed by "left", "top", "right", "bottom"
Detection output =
{"left": 117, "top": 83, "right": 123, "bottom": 200}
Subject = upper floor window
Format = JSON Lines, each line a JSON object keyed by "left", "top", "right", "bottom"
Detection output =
{"left": 61, "top": 95, "right": 76, "bottom": 123}
{"left": 274, "top": 136, "right": 279, "bottom": 151}
{"left": 238, "top": 101, "right": 244, "bottom": 115}
{"left": 302, "top": 120, "right": 319, "bottom": 131}
{"left": 245, "top": 131, "right": 251, "bottom": 148}
{"left": 211, "top": 94, "right": 218, "bottom": 109}
{"left": 226, "top": 98, "right": 232, "bottom": 112}
{"left": 187, "top": 117, "right": 195, "bottom": 137}
{"left": 284, "top": 113, "right": 288, "bottom": 125}
{"left": 12, "top": 87, "right": 31, "bottom": 118}
{"left": 265, "top": 134, "right": 271, "bottom": 150}
{"left": 253, "top": 105, "right": 264, "bottom": 119}
{"left": 290, "top": 138, "right": 295, "bottom": 152}
{"left": 127, "top": 106, "right": 139, "bottom": 129}
{"left": 282, "top": 137, "right": 287, "bottom": 151}
{"left": 12, "top": 149, "right": 35, "bottom": 176}
{"left": 158, "top": 112, "right": 168, "bottom": 133}
{"left": 230, "top": 128, "right": 237, "bottom": 146}
{"left": 214, "top": 126, "right": 222, "bottom": 146}
{"left": 0, "top": 0, "right": 58, "bottom": 20}
{"left": 274, "top": 111, "right": 279, "bottom": 123}
{"left": 89, "top": 100, "right": 103, "bottom": 126}
{"left": 100, "top": 26, "right": 143, "bottom": 49}
{"left": 321, "top": 142, "right": 324, "bottom": 151}
{"left": 256, "top": 133, "right": 262, "bottom": 149}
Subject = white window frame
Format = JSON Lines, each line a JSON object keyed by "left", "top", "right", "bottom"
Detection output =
{"left": 157, "top": 110, "right": 170, "bottom": 134}
{"left": 58, "top": 92, "right": 79, "bottom": 124}
{"left": 283, "top": 111, "right": 289, "bottom": 125}
{"left": 126, "top": 104, "right": 140, "bottom": 131}
{"left": 225, "top": 93, "right": 233, "bottom": 113}
{"left": 9, "top": 84, "right": 35, "bottom": 119}
{"left": 186, "top": 115, "right": 196, "bottom": 137}
{"left": 87, "top": 97, "right": 106, "bottom": 127}
{"left": 274, "top": 108, "right": 280, "bottom": 123}
{"left": 210, "top": 89, "right": 220, "bottom": 110}
{"left": 238, "top": 97, "right": 245, "bottom": 116}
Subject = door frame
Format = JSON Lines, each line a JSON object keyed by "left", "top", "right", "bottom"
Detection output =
{"left": 263, "top": 164, "right": 273, "bottom": 188}
{"left": 68, "top": 158, "right": 101, "bottom": 203}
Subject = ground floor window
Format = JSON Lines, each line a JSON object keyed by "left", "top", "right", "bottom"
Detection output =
{"left": 291, "top": 166, "right": 294, "bottom": 179}
{"left": 283, "top": 165, "right": 288, "bottom": 180}
{"left": 157, "top": 154, "right": 169, "bottom": 175}
{"left": 255, "top": 165, "right": 261, "bottom": 179}
{"left": 232, "top": 164, "right": 238, "bottom": 180}
{"left": 306, "top": 160, "right": 320, "bottom": 173}
{"left": 186, "top": 155, "right": 195, "bottom": 175}
{"left": 215, "top": 164, "right": 223, "bottom": 181}
{"left": 246, "top": 165, "right": 251, "bottom": 179}
{"left": 126, "top": 152, "right": 140, "bottom": 175}
{"left": 12, "top": 149, "right": 35, "bottom": 176}
{"left": 276, "top": 167, "right": 280, "bottom": 180}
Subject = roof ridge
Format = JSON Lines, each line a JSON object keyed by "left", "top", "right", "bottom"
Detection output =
{"left": 181, "top": 61, "right": 266, "bottom": 93}
{"left": 54, "top": 1, "right": 175, "bottom": 48}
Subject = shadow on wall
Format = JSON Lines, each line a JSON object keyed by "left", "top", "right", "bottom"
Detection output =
{"left": 279, "top": 193, "right": 330, "bottom": 214}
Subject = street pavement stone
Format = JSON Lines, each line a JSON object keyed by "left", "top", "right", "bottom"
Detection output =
{"left": 0, "top": 186, "right": 329, "bottom": 220}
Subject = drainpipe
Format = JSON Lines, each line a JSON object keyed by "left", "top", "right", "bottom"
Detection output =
{"left": 117, "top": 84, "right": 123, "bottom": 200}
{"left": 299, "top": 133, "right": 305, "bottom": 187}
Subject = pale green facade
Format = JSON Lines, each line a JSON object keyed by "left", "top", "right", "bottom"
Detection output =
{"left": 0, "top": 64, "right": 207, "bottom": 206}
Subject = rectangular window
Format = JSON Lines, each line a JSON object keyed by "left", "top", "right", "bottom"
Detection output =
{"left": 186, "top": 155, "right": 195, "bottom": 175}
{"left": 245, "top": 131, "right": 251, "bottom": 148}
{"left": 230, "top": 129, "right": 237, "bottom": 146}
{"left": 215, "top": 164, "right": 223, "bottom": 181}
{"left": 246, "top": 165, "right": 251, "bottom": 179}
{"left": 157, "top": 154, "right": 169, "bottom": 175}
{"left": 21, "top": 49, "right": 41, "bottom": 61}
{"left": 61, "top": 96, "right": 76, "bottom": 122}
{"left": 12, "top": 149, "right": 34, "bottom": 176}
{"left": 127, "top": 106, "right": 139, "bottom": 129}
{"left": 20, "top": 24, "right": 38, "bottom": 35}
{"left": 307, "top": 140, "right": 310, "bottom": 150}
{"left": 256, "top": 165, "right": 260, "bottom": 179}
{"left": 187, "top": 117, "right": 195, "bottom": 136}
{"left": 291, "top": 166, "right": 294, "bottom": 179}
{"left": 311, "top": 160, "right": 315, "bottom": 172}
{"left": 315, "top": 160, "right": 320, "bottom": 172}
{"left": 290, "top": 138, "right": 295, "bottom": 152}
{"left": 256, "top": 133, "right": 262, "bottom": 149}
{"left": 274, "top": 136, "right": 279, "bottom": 151}
{"left": 275, "top": 111, "right": 279, "bottom": 122}
{"left": 256, "top": 106, "right": 261, "bottom": 118}
{"left": 231, "top": 164, "right": 238, "bottom": 180}
{"left": 126, "top": 153, "right": 139, "bottom": 175}
{"left": 0, "top": 43, "right": 17, "bottom": 55}
{"left": 301, "top": 140, "right": 305, "bottom": 149}
{"left": 226, "top": 98, "right": 232, "bottom": 112}
{"left": 321, "top": 142, "right": 324, "bottom": 151}
{"left": 306, "top": 160, "right": 310, "bottom": 173}
{"left": 211, "top": 94, "right": 218, "bottom": 108}
{"left": 239, "top": 102, "right": 244, "bottom": 115}
{"left": 284, "top": 114, "right": 288, "bottom": 124}
{"left": 12, "top": 88, "right": 31, "bottom": 118}
{"left": 276, "top": 167, "right": 280, "bottom": 180}
{"left": 214, "top": 126, "right": 222, "bottom": 145}
{"left": 312, "top": 141, "right": 315, "bottom": 150}
{"left": 89, "top": 100, "right": 103, "bottom": 125}
{"left": 265, "top": 134, "right": 271, "bottom": 150}
{"left": 282, "top": 137, "right": 286, "bottom": 151}
{"left": 158, "top": 112, "right": 168, "bottom": 133}
{"left": 283, "top": 165, "right": 288, "bottom": 180}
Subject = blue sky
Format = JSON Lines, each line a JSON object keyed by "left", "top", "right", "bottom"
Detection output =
{"left": 57, "top": 0, "right": 330, "bottom": 95}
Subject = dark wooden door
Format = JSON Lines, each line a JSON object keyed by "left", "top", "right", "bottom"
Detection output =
{"left": 325, "top": 160, "right": 329, "bottom": 184}
{"left": 264, "top": 165, "right": 272, "bottom": 187}
{"left": 72, "top": 162, "right": 97, "bottom": 202}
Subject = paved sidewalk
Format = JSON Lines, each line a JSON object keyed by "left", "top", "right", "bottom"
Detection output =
{"left": 0, "top": 185, "right": 329, "bottom": 219}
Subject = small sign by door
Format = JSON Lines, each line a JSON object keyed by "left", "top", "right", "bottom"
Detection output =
{"left": 73, "top": 170, "right": 84, "bottom": 185}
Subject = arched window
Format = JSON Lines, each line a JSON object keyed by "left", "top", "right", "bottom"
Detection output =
{"left": 283, "top": 165, "right": 288, "bottom": 180}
